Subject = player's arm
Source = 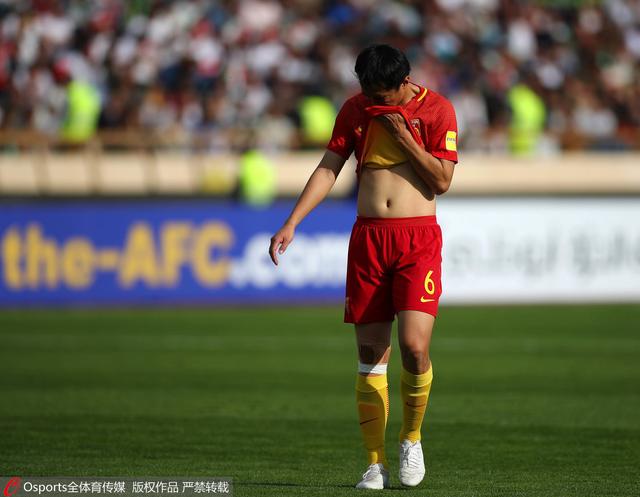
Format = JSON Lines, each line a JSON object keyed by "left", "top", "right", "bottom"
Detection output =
{"left": 376, "top": 113, "right": 455, "bottom": 194}
{"left": 269, "top": 150, "right": 347, "bottom": 265}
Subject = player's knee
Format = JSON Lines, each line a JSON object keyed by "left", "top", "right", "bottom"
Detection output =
{"left": 400, "top": 340, "right": 429, "bottom": 366}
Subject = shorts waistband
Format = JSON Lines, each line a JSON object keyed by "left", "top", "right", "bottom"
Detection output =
{"left": 355, "top": 215, "right": 437, "bottom": 226}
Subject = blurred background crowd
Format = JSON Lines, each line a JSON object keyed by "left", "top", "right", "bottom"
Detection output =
{"left": 0, "top": 0, "right": 639, "bottom": 154}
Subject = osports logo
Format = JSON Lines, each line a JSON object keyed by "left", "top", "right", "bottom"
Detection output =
{"left": 3, "top": 477, "right": 21, "bottom": 497}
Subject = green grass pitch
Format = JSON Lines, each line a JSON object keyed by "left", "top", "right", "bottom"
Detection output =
{"left": 1, "top": 305, "right": 639, "bottom": 496}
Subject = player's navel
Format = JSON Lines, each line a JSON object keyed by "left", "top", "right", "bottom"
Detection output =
{"left": 386, "top": 199, "right": 392, "bottom": 208}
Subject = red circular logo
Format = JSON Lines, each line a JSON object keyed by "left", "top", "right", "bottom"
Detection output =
{"left": 3, "top": 477, "right": 20, "bottom": 497}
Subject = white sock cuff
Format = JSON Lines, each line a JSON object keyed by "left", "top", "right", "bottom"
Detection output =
{"left": 358, "top": 362, "right": 388, "bottom": 375}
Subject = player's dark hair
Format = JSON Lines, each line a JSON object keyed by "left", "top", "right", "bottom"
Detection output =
{"left": 355, "top": 44, "right": 411, "bottom": 91}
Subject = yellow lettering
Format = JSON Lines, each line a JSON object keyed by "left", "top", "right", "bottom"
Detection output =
{"left": 119, "top": 223, "right": 160, "bottom": 287}
{"left": 25, "top": 224, "right": 59, "bottom": 288}
{"left": 96, "top": 249, "right": 119, "bottom": 269}
{"left": 192, "top": 223, "right": 233, "bottom": 287}
{"left": 162, "top": 223, "right": 192, "bottom": 286}
{"left": 420, "top": 270, "right": 436, "bottom": 302}
{"left": 62, "top": 238, "right": 95, "bottom": 289}
{"left": 2, "top": 228, "right": 23, "bottom": 289}
{"left": 423, "top": 270, "right": 435, "bottom": 295}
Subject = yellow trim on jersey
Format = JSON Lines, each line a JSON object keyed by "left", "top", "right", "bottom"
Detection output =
{"left": 416, "top": 87, "right": 428, "bottom": 102}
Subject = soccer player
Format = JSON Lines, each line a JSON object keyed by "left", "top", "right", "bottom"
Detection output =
{"left": 268, "top": 44, "right": 458, "bottom": 489}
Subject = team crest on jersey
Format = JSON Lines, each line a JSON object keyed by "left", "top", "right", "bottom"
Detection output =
{"left": 410, "top": 118, "right": 421, "bottom": 136}
{"left": 355, "top": 125, "right": 362, "bottom": 137}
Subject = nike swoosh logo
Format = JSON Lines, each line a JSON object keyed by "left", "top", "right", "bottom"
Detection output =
{"left": 420, "top": 297, "right": 435, "bottom": 303}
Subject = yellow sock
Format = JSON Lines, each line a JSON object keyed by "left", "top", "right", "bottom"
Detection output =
{"left": 399, "top": 364, "right": 433, "bottom": 443}
{"left": 356, "top": 373, "right": 389, "bottom": 467}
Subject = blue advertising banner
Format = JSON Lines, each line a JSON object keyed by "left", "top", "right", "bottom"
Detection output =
{"left": 0, "top": 201, "right": 357, "bottom": 307}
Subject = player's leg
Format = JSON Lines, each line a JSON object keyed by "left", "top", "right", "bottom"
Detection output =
{"left": 344, "top": 217, "right": 395, "bottom": 488}
{"left": 388, "top": 218, "right": 442, "bottom": 486}
{"left": 391, "top": 220, "right": 441, "bottom": 447}
{"left": 397, "top": 310, "right": 435, "bottom": 440}
{"left": 354, "top": 321, "right": 392, "bottom": 489}
{"left": 396, "top": 310, "right": 435, "bottom": 487}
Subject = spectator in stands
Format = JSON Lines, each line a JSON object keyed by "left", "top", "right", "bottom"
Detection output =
{"left": 0, "top": 0, "right": 638, "bottom": 153}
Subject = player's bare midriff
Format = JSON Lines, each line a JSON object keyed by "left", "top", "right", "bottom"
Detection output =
{"left": 357, "top": 162, "right": 436, "bottom": 218}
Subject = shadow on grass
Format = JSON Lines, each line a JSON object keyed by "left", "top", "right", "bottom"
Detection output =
{"left": 239, "top": 481, "right": 412, "bottom": 491}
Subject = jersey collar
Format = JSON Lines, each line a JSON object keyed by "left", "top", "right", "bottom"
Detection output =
{"left": 404, "top": 83, "right": 428, "bottom": 112}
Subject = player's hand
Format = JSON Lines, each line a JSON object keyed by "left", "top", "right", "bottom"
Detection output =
{"left": 376, "top": 113, "right": 410, "bottom": 140}
{"left": 269, "top": 223, "right": 295, "bottom": 266}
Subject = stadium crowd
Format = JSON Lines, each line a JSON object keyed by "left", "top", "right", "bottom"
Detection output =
{"left": 0, "top": 0, "right": 639, "bottom": 153}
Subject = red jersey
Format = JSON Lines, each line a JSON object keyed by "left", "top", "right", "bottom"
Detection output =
{"left": 326, "top": 85, "right": 458, "bottom": 179}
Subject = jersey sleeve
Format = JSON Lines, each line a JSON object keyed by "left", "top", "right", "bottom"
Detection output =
{"left": 326, "top": 99, "right": 356, "bottom": 160}
{"left": 427, "top": 98, "right": 458, "bottom": 164}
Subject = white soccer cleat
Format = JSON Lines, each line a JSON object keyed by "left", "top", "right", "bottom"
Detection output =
{"left": 399, "top": 439, "right": 425, "bottom": 487}
{"left": 355, "top": 463, "right": 390, "bottom": 490}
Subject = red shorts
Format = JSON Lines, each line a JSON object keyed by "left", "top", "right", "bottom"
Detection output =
{"left": 344, "top": 215, "right": 443, "bottom": 324}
